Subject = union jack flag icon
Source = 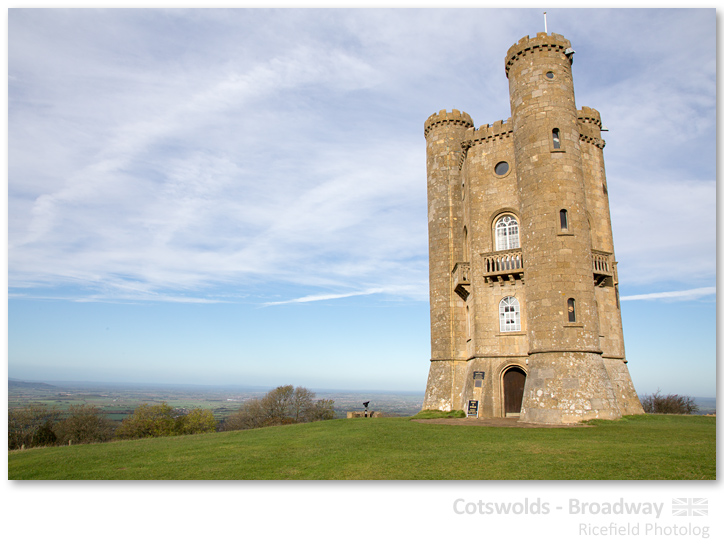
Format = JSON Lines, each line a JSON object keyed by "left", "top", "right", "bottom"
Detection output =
{"left": 672, "top": 498, "right": 708, "bottom": 516}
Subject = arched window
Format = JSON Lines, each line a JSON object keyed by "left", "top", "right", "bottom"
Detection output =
{"left": 495, "top": 215, "right": 519, "bottom": 251}
{"left": 552, "top": 128, "right": 561, "bottom": 149}
{"left": 499, "top": 297, "right": 521, "bottom": 332}
{"left": 567, "top": 298, "right": 576, "bottom": 322}
{"left": 559, "top": 209, "right": 569, "bottom": 231}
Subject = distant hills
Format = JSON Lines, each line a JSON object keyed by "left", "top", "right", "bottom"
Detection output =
{"left": 7, "top": 377, "right": 714, "bottom": 413}
{"left": 9, "top": 379, "right": 59, "bottom": 390}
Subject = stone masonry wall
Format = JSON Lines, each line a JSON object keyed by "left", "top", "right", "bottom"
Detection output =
{"left": 423, "top": 110, "right": 473, "bottom": 411}
{"left": 423, "top": 33, "right": 643, "bottom": 421}
{"left": 506, "top": 33, "right": 620, "bottom": 423}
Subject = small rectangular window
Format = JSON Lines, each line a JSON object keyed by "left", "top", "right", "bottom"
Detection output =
{"left": 560, "top": 209, "right": 569, "bottom": 231}
{"left": 567, "top": 298, "right": 576, "bottom": 322}
{"left": 552, "top": 128, "right": 561, "bottom": 149}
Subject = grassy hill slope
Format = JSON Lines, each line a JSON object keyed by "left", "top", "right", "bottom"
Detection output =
{"left": 8, "top": 415, "right": 715, "bottom": 480}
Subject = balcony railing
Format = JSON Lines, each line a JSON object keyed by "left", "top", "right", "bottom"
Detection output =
{"left": 481, "top": 249, "right": 524, "bottom": 286}
{"left": 482, "top": 249, "right": 524, "bottom": 274}
{"left": 592, "top": 250, "right": 616, "bottom": 286}
{"left": 459, "top": 248, "right": 614, "bottom": 289}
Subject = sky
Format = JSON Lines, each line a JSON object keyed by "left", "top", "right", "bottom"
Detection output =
{"left": 6, "top": 8, "right": 717, "bottom": 397}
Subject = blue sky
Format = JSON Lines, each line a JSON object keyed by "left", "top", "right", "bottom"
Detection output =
{"left": 7, "top": 8, "right": 717, "bottom": 397}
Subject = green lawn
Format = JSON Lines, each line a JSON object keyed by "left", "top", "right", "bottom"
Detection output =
{"left": 8, "top": 414, "right": 715, "bottom": 480}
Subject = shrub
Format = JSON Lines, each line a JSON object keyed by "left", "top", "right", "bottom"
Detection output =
{"left": 115, "top": 402, "right": 218, "bottom": 440}
{"left": 115, "top": 403, "right": 178, "bottom": 439}
{"left": 8, "top": 404, "right": 60, "bottom": 450}
{"left": 640, "top": 389, "right": 699, "bottom": 414}
{"left": 177, "top": 408, "right": 217, "bottom": 435}
{"left": 55, "top": 404, "right": 115, "bottom": 445}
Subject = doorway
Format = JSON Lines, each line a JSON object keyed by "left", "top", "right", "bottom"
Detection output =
{"left": 503, "top": 366, "right": 526, "bottom": 416}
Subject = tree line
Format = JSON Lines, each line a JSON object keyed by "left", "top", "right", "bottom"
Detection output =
{"left": 9, "top": 385, "right": 335, "bottom": 450}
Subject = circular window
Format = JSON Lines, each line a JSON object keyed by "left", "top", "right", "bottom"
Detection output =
{"left": 546, "top": 71, "right": 554, "bottom": 79}
{"left": 494, "top": 161, "right": 510, "bottom": 176}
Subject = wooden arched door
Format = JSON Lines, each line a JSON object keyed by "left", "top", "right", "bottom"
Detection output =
{"left": 503, "top": 366, "right": 526, "bottom": 416}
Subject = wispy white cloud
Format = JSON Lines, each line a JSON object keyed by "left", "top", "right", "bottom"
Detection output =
{"left": 620, "top": 287, "right": 716, "bottom": 302}
{"left": 8, "top": 9, "right": 715, "bottom": 305}
{"left": 263, "top": 288, "right": 386, "bottom": 306}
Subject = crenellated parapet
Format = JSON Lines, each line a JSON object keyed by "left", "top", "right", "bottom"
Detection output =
{"left": 424, "top": 109, "right": 474, "bottom": 139}
{"left": 459, "top": 118, "right": 514, "bottom": 167}
{"left": 578, "top": 106, "right": 602, "bottom": 126}
{"left": 461, "top": 118, "right": 514, "bottom": 149}
{"left": 505, "top": 32, "right": 572, "bottom": 77}
{"left": 578, "top": 106, "right": 605, "bottom": 149}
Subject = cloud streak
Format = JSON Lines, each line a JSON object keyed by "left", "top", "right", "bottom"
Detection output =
{"left": 620, "top": 287, "right": 716, "bottom": 302}
{"left": 262, "top": 288, "right": 387, "bottom": 306}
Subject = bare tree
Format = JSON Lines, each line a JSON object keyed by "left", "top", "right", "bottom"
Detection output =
{"left": 221, "top": 398, "right": 266, "bottom": 430}
{"left": 221, "top": 385, "right": 335, "bottom": 431}
{"left": 261, "top": 385, "right": 296, "bottom": 424}
{"left": 640, "top": 389, "right": 699, "bottom": 414}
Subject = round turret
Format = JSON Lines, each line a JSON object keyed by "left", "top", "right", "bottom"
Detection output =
{"left": 506, "top": 33, "right": 621, "bottom": 424}
{"left": 505, "top": 32, "right": 572, "bottom": 77}
{"left": 423, "top": 108, "right": 473, "bottom": 412}
{"left": 578, "top": 106, "right": 605, "bottom": 149}
{"left": 424, "top": 109, "right": 474, "bottom": 139}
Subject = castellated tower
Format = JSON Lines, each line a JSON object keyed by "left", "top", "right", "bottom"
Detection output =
{"left": 423, "top": 32, "right": 644, "bottom": 423}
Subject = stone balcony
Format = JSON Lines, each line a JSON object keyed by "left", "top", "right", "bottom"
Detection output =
{"left": 452, "top": 262, "right": 471, "bottom": 300}
{"left": 592, "top": 250, "right": 616, "bottom": 286}
{"left": 462, "top": 248, "right": 615, "bottom": 289}
{"left": 481, "top": 249, "right": 524, "bottom": 286}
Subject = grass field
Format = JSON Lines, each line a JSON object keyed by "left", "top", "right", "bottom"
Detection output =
{"left": 8, "top": 414, "right": 715, "bottom": 480}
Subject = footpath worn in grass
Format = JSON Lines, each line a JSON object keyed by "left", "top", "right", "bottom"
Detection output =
{"left": 8, "top": 415, "right": 715, "bottom": 480}
{"left": 411, "top": 409, "right": 466, "bottom": 419}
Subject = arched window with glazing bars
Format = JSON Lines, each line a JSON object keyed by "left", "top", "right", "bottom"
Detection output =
{"left": 495, "top": 215, "right": 519, "bottom": 251}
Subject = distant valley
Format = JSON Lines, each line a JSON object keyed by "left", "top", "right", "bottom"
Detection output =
{"left": 8, "top": 378, "right": 425, "bottom": 421}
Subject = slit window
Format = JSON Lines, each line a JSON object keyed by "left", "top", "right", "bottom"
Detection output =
{"left": 463, "top": 226, "right": 469, "bottom": 262}
{"left": 567, "top": 298, "right": 576, "bottom": 323}
{"left": 466, "top": 305, "right": 471, "bottom": 338}
{"left": 552, "top": 128, "right": 561, "bottom": 149}
{"left": 559, "top": 209, "right": 569, "bottom": 231}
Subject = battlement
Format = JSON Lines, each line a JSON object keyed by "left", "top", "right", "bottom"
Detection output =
{"left": 578, "top": 106, "right": 605, "bottom": 150}
{"left": 578, "top": 106, "right": 602, "bottom": 127}
{"left": 505, "top": 32, "right": 572, "bottom": 77}
{"left": 424, "top": 109, "right": 474, "bottom": 138}
{"left": 462, "top": 118, "right": 514, "bottom": 148}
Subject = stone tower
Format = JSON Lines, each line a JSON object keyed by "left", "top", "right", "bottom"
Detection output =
{"left": 423, "top": 32, "right": 643, "bottom": 423}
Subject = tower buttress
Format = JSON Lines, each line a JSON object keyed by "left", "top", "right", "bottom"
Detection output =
{"left": 423, "top": 109, "right": 473, "bottom": 411}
